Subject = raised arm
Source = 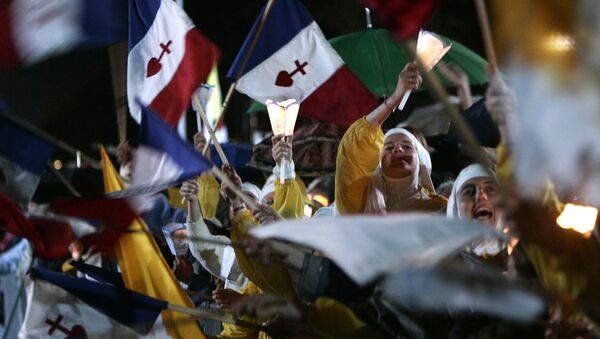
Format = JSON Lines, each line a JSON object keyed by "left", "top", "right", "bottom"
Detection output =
{"left": 365, "top": 62, "right": 422, "bottom": 127}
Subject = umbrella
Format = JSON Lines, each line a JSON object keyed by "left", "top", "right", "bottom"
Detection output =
{"left": 247, "top": 28, "right": 489, "bottom": 113}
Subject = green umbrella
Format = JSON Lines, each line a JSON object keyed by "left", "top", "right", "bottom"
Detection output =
{"left": 247, "top": 28, "right": 489, "bottom": 113}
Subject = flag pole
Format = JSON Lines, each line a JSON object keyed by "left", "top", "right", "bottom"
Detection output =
{"left": 192, "top": 95, "right": 229, "bottom": 165}
{"left": 364, "top": 7, "right": 373, "bottom": 29}
{"left": 47, "top": 163, "right": 82, "bottom": 197}
{"left": 403, "top": 40, "right": 490, "bottom": 168}
{"left": 213, "top": 0, "right": 277, "bottom": 131}
{"left": 166, "top": 303, "right": 267, "bottom": 331}
{"left": 210, "top": 165, "right": 259, "bottom": 211}
{"left": 0, "top": 111, "right": 101, "bottom": 169}
{"left": 474, "top": 0, "right": 498, "bottom": 67}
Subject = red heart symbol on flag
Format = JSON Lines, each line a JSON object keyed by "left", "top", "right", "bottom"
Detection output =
{"left": 66, "top": 325, "right": 88, "bottom": 339}
{"left": 275, "top": 71, "right": 294, "bottom": 87}
{"left": 146, "top": 57, "right": 162, "bottom": 78}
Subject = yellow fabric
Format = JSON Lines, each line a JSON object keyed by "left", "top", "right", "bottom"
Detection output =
{"left": 495, "top": 143, "right": 589, "bottom": 322}
{"left": 307, "top": 297, "right": 385, "bottom": 339}
{"left": 219, "top": 282, "right": 264, "bottom": 339}
{"left": 205, "top": 63, "right": 223, "bottom": 127}
{"left": 167, "top": 187, "right": 186, "bottom": 210}
{"left": 273, "top": 177, "right": 307, "bottom": 220}
{"left": 198, "top": 174, "right": 221, "bottom": 219}
{"left": 335, "top": 117, "right": 446, "bottom": 214}
{"left": 100, "top": 147, "right": 205, "bottom": 338}
{"left": 230, "top": 210, "right": 296, "bottom": 299}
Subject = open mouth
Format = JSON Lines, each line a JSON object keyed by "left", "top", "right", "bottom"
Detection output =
{"left": 391, "top": 156, "right": 411, "bottom": 165}
{"left": 473, "top": 206, "right": 493, "bottom": 221}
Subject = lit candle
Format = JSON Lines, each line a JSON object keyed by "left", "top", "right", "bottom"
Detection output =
{"left": 556, "top": 203, "right": 598, "bottom": 237}
{"left": 266, "top": 99, "right": 299, "bottom": 181}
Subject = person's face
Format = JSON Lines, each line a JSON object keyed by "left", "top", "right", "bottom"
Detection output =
{"left": 381, "top": 134, "right": 418, "bottom": 178}
{"left": 172, "top": 229, "right": 189, "bottom": 255}
{"left": 457, "top": 177, "right": 500, "bottom": 227}
{"left": 261, "top": 191, "right": 276, "bottom": 206}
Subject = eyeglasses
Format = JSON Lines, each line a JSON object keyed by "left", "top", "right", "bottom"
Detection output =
{"left": 458, "top": 183, "right": 498, "bottom": 201}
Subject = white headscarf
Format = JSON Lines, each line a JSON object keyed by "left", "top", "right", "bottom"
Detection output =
{"left": 241, "top": 182, "right": 261, "bottom": 201}
{"left": 364, "top": 128, "right": 435, "bottom": 214}
{"left": 446, "top": 164, "right": 504, "bottom": 257}
{"left": 446, "top": 164, "right": 497, "bottom": 219}
{"left": 259, "top": 174, "right": 277, "bottom": 204}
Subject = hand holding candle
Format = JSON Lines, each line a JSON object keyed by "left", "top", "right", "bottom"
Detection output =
{"left": 398, "top": 30, "right": 452, "bottom": 110}
{"left": 266, "top": 99, "right": 299, "bottom": 181}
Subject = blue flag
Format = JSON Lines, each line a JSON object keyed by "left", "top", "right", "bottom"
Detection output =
{"left": 108, "top": 102, "right": 212, "bottom": 198}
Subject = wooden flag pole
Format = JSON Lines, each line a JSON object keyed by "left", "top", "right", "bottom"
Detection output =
{"left": 213, "top": 0, "right": 277, "bottom": 131}
{"left": 403, "top": 40, "right": 490, "bottom": 168}
{"left": 0, "top": 111, "right": 101, "bottom": 169}
{"left": 192, "top": 95, "right": 229, "bottom": 165}
{"left": 474, "top": 0, "right": 498, "bottom": 67}
{"left": 166, "top": 303, "right": 267, "bottom": 331}
{"left": 211, "top": 165, "right": 259, "bottom": 211}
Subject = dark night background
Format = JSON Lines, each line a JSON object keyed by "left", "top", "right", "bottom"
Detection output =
{"left": 0, "top": 0, "right": 487, "bottom": 198}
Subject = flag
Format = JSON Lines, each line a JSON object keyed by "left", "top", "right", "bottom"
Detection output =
{"left": 227, "top": 0, "right": 379, "bottom": 128}
{"left": 360, "top": 0, "right": 437, "bottom": 40}
{"left": 195, "top": 64, "right": 228, "bottom": 143}
{"left": 0, "top": 108, "right": 54, "bottom": 209}
{"left": 0, "top": 191, "right": 73, "bottom": 259}
{"left": 251, "top": 213, "right": 499, "bottom": 286}
{"left": 109, "top": 103, "right": 212, "bottom": 198}
{"left": 19, "top": 267, "right": 169, "bottom": 338}
{"left": 0, "top": 191, "right": 125, "bottom": 259}
{"left": 0, "top": 0, "right": 127, "bottom": 72}
{"left": 50, "top": 197, "right": 137, "bottom": 228}
{"left": 100, "top": 145, "right": 205, "bottom": 338}
{"left": 127, "top": 0, "right": 220, "bottom": 127}
{"left": 70, "top": 259, "right": 125, "bottom": 288}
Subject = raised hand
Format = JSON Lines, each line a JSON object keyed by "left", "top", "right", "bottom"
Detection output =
{"left": 253, "top": 204, "right": 283, "bottom": 225}
{"left": 212, "top": 287, "right": 242, "bottom": 309}
{"left": 399, "top": 62, "right": 422, "bottom": 92}
{"left": 179, "top": 179, "right": 199, "bottom": 203}
{"left": 271, "top": 134, "right": 293, "bottom": 164}
{"left": 220, "top": 164, "right": 242, "bottom": 201}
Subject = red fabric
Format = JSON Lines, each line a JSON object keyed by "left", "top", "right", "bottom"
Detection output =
{"left": 150, "top": 28, "right": 220, "bottom": 127}
{"left": 300, "top": 65, "right": 379, "bottom": 128}
{"left": 361, "top": 0, "right": 437, "bottom": 40}
{"left": 51, "top": 197, "right": 137, "bottom": 228}
{"left": 29, "top": 217, "right": 75, "bottom": 259}
{"left": 0, "top": 192, "right": 44, "bottom": 253}
{"left": 0, "top": 0, "right": 21, "bottom": 72}
{"left": 80, "top": 228, "right": 125, "bottom": 257}
{"left": 0, "top": 192, "right": 74, "bottom": 259}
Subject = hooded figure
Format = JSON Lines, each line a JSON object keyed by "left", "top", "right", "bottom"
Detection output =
{"left": 364, "top": 128, "right": 437, "bottom": 214}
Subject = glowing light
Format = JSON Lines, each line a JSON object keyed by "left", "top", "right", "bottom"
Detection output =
{"left": 53, "top": 159, "right": 63, "bottom": 170}
{"left": 308, "top": 193, "right": 329, "bottom": 207}
{"left": 416, "top": 30, "right": 452, "bottom": 71}
{"left": 556, "top": 203, "right": 598, "bottom": 236}
{"left": 542, "top": 33, "right": 575, "bottom": 53}
{"left": 266, "top": 99, "right": 299, "bottom": 136}
{"left": 266, "top": 98, "right": 299, "bottom": 181}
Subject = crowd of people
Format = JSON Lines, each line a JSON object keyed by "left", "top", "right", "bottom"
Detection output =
{"left": 2, "top": 60, "right": 600, "bottom": 338}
